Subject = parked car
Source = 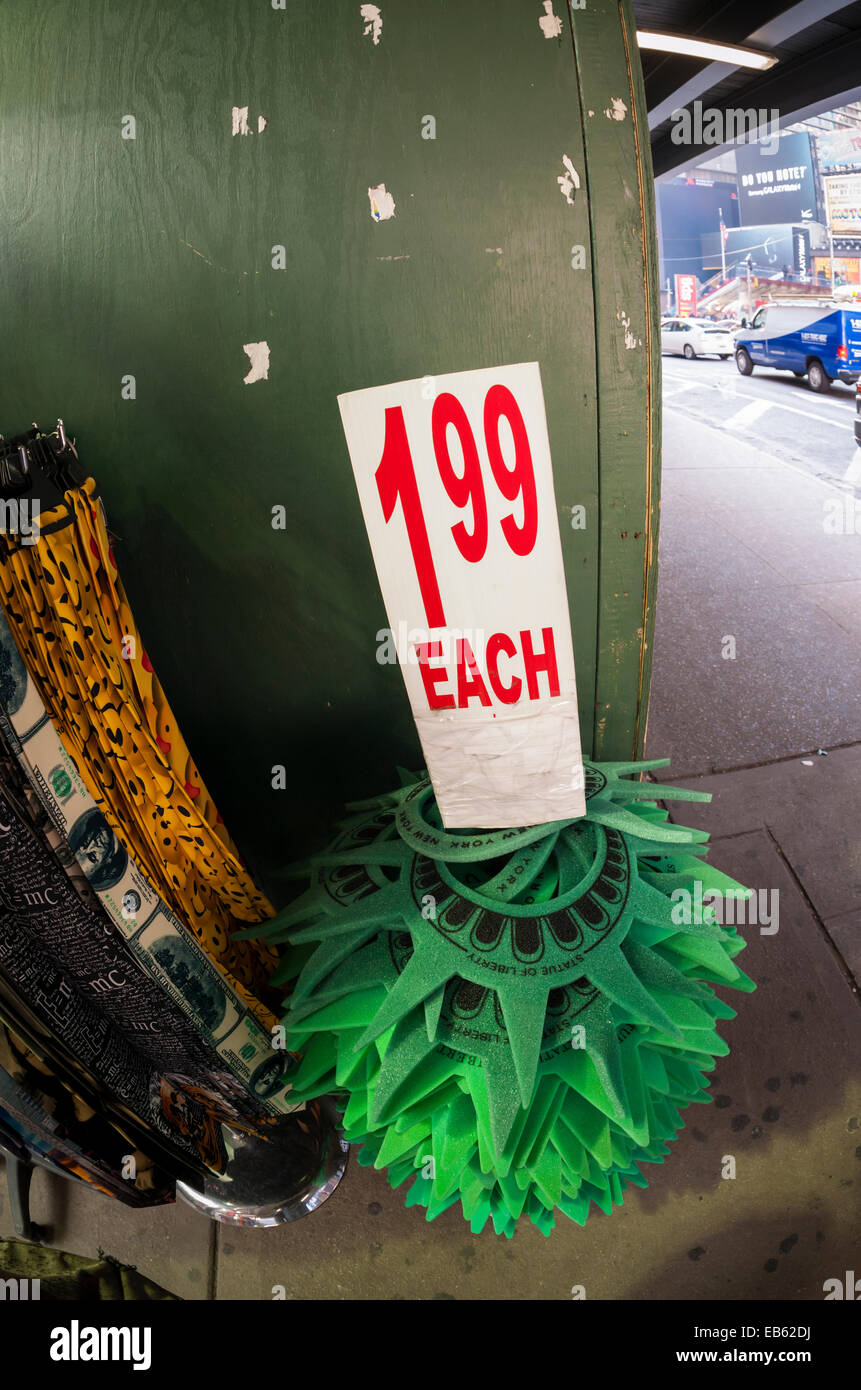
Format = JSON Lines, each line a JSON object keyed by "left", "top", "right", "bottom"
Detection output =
{"left": 660, "top": 317, "right": 735, "bottom": 360}
{"left": 734, "top": 302, "right": 861, "bottom": 393}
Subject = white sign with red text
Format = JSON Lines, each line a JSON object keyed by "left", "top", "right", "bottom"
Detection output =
{"left": 338, "top": 361, "right": 585, "bottom": 829}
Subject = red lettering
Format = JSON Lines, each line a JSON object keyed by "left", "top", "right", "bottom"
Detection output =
{"left": 456, "top": 638, "right": 492, "bottom": 707}
{"left": 520, "top": 627, "right": 560, "bottom": 699}
{"left": 417, "top": 629, "right": 561, "bottom": 710}
{"left": 483, "top": 385, "right": 538, "bottom": 556}
{"left": 414, "top": 641, "right": 454, "bottom": 709}
{"left": 376, "top": 406, "right": 446, "bottom": 628}
{"left": 486, "top": 632, "right": 521, "bottom": 705}
{"left": 432, "top": 393, "right": 488, "bottom": 563}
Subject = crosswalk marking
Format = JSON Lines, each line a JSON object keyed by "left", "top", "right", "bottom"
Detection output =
{"left": 725, "top": 399, "right": 773, "bottom": 431}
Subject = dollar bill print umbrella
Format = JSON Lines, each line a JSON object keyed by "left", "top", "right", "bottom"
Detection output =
{"left": 0, "top": 434, "right": 277, "bottom": 1022}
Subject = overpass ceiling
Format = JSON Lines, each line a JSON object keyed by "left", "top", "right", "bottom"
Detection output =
{"left": 633, "top": 0, "right": 861, "bottom": 176}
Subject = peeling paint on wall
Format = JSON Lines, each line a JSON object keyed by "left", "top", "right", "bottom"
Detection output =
{"left": 538, "top": 2, "right": 562, "bottom": 38}
{"left": 232, "top": 106, "right": 267, "bottom": 136}
{"left": 557, "top": 154, "right": 580, "bottom": 204}
{"left": 360, "top": 4, "right": 382, "bottom": 45}
{"left": 618, "top": 310, "right": 642, "bottom": 350}
{"left": 604, "top": 97, "right": 628, "bottom": 121}
{"left": 368, "top": 183, "right": 396, "bottom": 221}
{"left": 243, "top": 341, "right": 270, "bottom": 383}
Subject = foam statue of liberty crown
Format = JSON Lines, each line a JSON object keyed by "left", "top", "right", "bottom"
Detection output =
{"left": 241, "top": 760, "right": 754, "bottom": 1236}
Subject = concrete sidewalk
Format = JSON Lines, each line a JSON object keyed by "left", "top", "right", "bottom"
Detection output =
{"left": 648, "top": 411, "right": 861, "bottom": 774}
{"left": 2, "top": 409, "right": 860, "bottom": 1300}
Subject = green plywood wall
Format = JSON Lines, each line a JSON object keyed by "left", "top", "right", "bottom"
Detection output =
{"left": 0, "top": 0, "right": 660, "bottom": 898}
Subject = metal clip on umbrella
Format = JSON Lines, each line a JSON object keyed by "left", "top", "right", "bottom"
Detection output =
{"left": 0, "top": 419, "right": 82, "bottom": 514}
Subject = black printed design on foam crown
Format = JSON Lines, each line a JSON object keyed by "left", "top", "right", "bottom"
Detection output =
{"left": 408, "top": 826, "right": 631, "bottom": 967}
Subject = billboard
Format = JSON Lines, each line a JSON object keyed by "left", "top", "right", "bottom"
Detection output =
{"left": 813, "top": 256, "right": 861, "bottom": 287}
{"left": 736, "top": 132, "right": 816, "bottom": 226}
{"left": 793, "top": 227, "right": 811, "bottom": 278}
{"left": 709, "top": 224, "right": 797, "bottom": 278}
{"left": 674, "top": 274, "right": 697, "bottom": 316}
{"left": 824, "top": 174, "right": 861, "bottom": 238}
{"left": 657, "top": 180, "right": 739, "bottom": 283}
{"left": 816, "top": 128, "right": 861, "bottom": 172}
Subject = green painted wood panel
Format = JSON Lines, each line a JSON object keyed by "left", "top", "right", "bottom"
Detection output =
{"left": 570, "top": 0, "right": 662, "bottom": 760}
{"left": 0, "top": 0, "right": 659, "bottom": 898}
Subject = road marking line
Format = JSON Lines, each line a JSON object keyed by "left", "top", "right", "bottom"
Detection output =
{"left": 662, "top": 382, "right": 701, "bottom": 399}
{"left": 725, "top": 399, "right": 773, "bottom": 431}
{"left": 662, "top": 379, "right": 855, "bottom": 431}
{"left": 664, "top": 402, "right": 855, "bottom": 496}
{"left": 744, "top": 398, "right": 854, "bottom": 431}
{"left": 714, "top": 380, "right": 854, "bottom": 425}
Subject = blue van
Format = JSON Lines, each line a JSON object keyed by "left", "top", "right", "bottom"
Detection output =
{"left": 734, "top": 302, "right": 861, "bottom": 393}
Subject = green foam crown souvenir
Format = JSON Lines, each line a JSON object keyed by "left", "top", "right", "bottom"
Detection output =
{"left": 243, "top": 760, "right": 754, "bottom": 1236}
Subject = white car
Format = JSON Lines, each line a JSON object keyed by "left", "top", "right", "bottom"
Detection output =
{"left": 661, "top": 317, "right": 735, "bottom": 360}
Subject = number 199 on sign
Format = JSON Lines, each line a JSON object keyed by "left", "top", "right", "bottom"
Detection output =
{"left": 338, "top": 361, "right": 585, "bottom": 828}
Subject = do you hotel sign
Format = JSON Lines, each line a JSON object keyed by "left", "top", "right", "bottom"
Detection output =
{"left": 338, "top": 362, "right": 585, "bottom": 828}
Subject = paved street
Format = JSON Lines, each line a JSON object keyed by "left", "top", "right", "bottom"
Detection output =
{"left": 660, "top": 352, "right": 858, "bottom": 489}
{"left": 649, "top": 356, "right": 861, "bottom": 774}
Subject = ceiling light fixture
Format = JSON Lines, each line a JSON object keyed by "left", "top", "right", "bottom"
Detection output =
{"left": 636, "top": 31, "right": 779, "bottom": 71}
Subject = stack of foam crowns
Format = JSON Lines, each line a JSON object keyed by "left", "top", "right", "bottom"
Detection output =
{"left": 243, "top": 760, "right": 754, "bottom": 1236}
